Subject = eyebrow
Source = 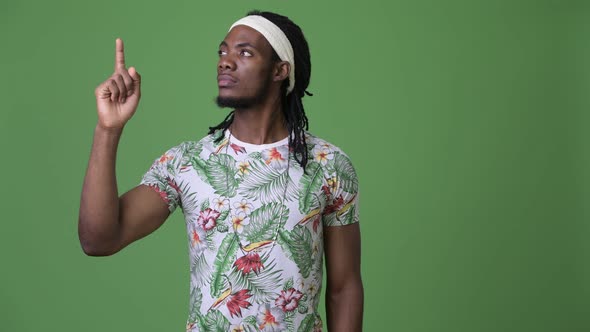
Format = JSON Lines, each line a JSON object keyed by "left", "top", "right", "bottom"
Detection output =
{"left": 218, "top": 41, "right": 258, "bottom": 50}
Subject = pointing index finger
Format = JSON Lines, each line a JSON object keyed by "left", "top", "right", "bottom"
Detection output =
{"left": 115, "top": 38, "right": 126, "bottom": 71}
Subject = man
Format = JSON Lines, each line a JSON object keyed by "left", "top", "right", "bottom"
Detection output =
{"left": 79, "top": 10, "right": 363, "bottom": 332}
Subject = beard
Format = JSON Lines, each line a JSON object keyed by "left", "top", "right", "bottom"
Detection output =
{"left": 215, "top": 75, "right": 273, "bottom": 109}
{"left": 215, "top": 94, "right": 265, "bottom": 109}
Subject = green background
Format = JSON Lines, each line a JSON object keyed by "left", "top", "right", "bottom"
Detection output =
{"left": 0, "top": 0, "right": 588, "bottom": 331}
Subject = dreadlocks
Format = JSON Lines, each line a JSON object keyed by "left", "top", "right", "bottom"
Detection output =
{"left": 208, "top": 10, "right": 313, "bottom": 169}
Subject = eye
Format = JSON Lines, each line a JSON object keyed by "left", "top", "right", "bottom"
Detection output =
{"left": 240, "top": 50, "right": 253, "bottom": 57}
{"left": 218, "top": 50, "right": 227, "bottom": 56}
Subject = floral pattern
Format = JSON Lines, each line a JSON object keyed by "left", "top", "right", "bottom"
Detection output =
{"left": 140, "top": 130, "right": 359, "bottom": 331}
{"left": 275, "top": 288, "right": 303, "bottom": 312}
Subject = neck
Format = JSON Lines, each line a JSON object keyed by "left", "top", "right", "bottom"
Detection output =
{"left": 230, "top": 93, "right": 289, "bottom": 145}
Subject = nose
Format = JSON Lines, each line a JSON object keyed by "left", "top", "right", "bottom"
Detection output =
{"left": 218, "top": 55, "right": 236, "bottom": 72}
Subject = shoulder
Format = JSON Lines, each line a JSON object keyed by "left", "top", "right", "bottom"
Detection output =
{"left": 303, "top": 131, "right": 359, "bottom": 193}
{"left": 304, "top": 133, "right": 360, "bottom": 225}
{"left": 304, "top": 131, "right": 356, "bottom": 166}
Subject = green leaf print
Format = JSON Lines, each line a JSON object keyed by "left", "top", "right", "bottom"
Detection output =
{"left": 182, "top": 190, "right": 199, "bottom": 215}
{"left": 190, "top": 155, "right": 209, "bottom": 182}
{"left": 216, "top": 223, "right": 229, "bottom": 233}
{"left": 179, "top": 141, "right": 203, "bottom": 171}
{"left": 242, "top": 315, "right": 260, "bottom": 332}
{"left": 243, "top": 315, "right": 257, "bottom": 325}
{"left": 340, "top": 203, "right": 357, "bottom": 225}
{"left": 239, "top": 160, "right": 297, "bottom": 204}
{"left": 205, "top": 153, "right": 239, "bottom": 197}
{"left": 283, "top": 277, "right": 294, "bottom": 291}
{"left": 188, "top": 286, "right": 203, "bottom": 323}
{"left": 285, "top": 310, "right": 295, "bottom": 331}
{"left": 242, "top": 202, "right": 289, "bottom": 243}
{"left": 195, "top": 314, "right": 208, "bottom": 332}
{"left": 190, "top": 253, "right": 210, "bottom": 288}
{"left": 249, "top": 151, "right": 263, "bottom": 160}
{"left": 166, "top": 161, "right": 176, "bottom": 175}
{"left": 298, "top": 302, "right": 309, "bottom": 314}
{"left": 200, "top": 199, "right": 210, "bottom": 211}
{"left": 298, "top": 161, "right": 323, "bottom": 214}
{"left": 211, "top": 234, "right": 239, "bottom": 297}
{"left": 297, "top": 314, "right": 315, "bottom": 332}
{"left": 289, "top": 226, "right": 313, "bottom": 278}
{"left": 205, "top": 309, "right": 231, "bottom": 332}
{"left": 206, "top": 231, "right": 216, "bottom": 251}
{"left": 217, "top": 209, "right": 230, "bottom": 223}
{"left": 228, "top": 257, "right": 283, "bottom": 303}
{"left": 333, "top": 152, "right": 358, "bottom": 193}
{"left": 277, "top": 229, "right": 293, "bottom": 261}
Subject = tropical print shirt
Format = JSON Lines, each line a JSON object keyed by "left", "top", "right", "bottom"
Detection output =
{"left": 140, "top": 129, "right": 359, "bottom": 332}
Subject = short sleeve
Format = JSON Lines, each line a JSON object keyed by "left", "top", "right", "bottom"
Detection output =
{"left": 139, "top": 144, "right": 184, "bottom": 213}
{"left": 322, "top": 151, "right": 360, "bottom": 227}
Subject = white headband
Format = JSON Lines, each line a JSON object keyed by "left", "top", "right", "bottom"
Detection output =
{"left": 229, "top": 15, "right": 295, "bottom": 94}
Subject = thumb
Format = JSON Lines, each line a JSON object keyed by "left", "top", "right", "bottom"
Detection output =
{"left": 128, "top": 66, "right": 141, "bottom": 93}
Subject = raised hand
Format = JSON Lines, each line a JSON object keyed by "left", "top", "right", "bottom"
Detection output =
{"left": 94, "top": 38, "right": 142, "bottom": 131}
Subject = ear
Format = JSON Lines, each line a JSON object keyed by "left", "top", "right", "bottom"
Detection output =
{"left": 273, "top": 61, "right": 290, "bottom": 83}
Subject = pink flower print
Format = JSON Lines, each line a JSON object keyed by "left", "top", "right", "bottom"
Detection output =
{"left": 233, "top": 252, "right": 263, "bottom": 275}
{"left": 167, "top": 178, "right": 181, "bottom": 193}
{"left": 189, "top": 222, "right": 206, "bottom": 255}
{"left": 275, "top": 288, "right": 303, "bottom": 312}
{"left": 324, "top": 195, "right": 344, "bottom": 215}
{"left": 226, "top": 289, "right": 253, "bottom": 318}
{"left": 150, "top": 185, "right": 169, "bottom": 204}
{"left": 321, "top": 185, "right": 332, "bottom": 198}
{"left": 159, "top": 153, "right": 173, "bottom": 163}
{"left": 230, "top": 143, "right": 247, "bottom": 154}
{"left": 197, "top": 208, "right": 221, "bottom": 231}
{"left": 313, "top": 215, "right": 321, "bottom": 233}
{"left": 262, "top": 146, "right": 288, "bottom": 168}
{"left": 265, "top": 147, "right": 284, "bottom": 164}
{"left": 257, "top": 304, "right": 285, "bottom": 331}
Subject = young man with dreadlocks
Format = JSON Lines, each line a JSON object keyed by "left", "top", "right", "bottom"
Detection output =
{"left": 79, "top": 10, "right": 363, "bottom": 332}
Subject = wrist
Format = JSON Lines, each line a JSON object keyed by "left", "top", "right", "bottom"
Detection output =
{"left": 95, "top": 123, "right": 124, "bottom": 136}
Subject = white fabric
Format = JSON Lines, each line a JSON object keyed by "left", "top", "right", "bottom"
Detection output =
{"left": 230, "top": 15, "right": 296, "bottom": 94}
{"left": 140, "top": 130, "right": 360, "bottom": 330}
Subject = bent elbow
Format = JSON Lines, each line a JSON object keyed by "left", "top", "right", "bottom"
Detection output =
{"left": 80, "top": 243, "right": 116, "bottom": 257}
{"left": 78, "top": 219, "right": 118, "bottom": 257}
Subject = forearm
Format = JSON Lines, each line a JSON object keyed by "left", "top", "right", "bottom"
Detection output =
{"left": 326, "top": 277, "right": 364, "bottom": 332}
{"left": 78, "top": 125, "right": 123, "bottom": 255}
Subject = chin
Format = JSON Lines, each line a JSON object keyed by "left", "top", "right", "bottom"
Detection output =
{"left": 215, "top": 89, "right": 267, "bottom": 109}
{"left": 216, "top": 95, "right": 256, "bottom": 109}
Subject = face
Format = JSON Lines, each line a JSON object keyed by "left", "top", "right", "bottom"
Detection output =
{"left": 216, "top": 25, "right": 277, "bottom": 109}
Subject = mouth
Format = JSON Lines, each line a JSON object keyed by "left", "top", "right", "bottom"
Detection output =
{"left": 217, "top": 74, "right": 237, "bottom": 87}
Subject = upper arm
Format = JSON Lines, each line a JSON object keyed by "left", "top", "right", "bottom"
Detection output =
{"left": 111, "top": 143, "right": 187, "bottom": 252}
{"left": 112, "top": 184, "right": 172, "bottom": 253}
{"left": 320, "top": 148, "right": 362, "bottom": 287}
{"left": 324, "top": 223, "right": 362, "bottom": 290}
